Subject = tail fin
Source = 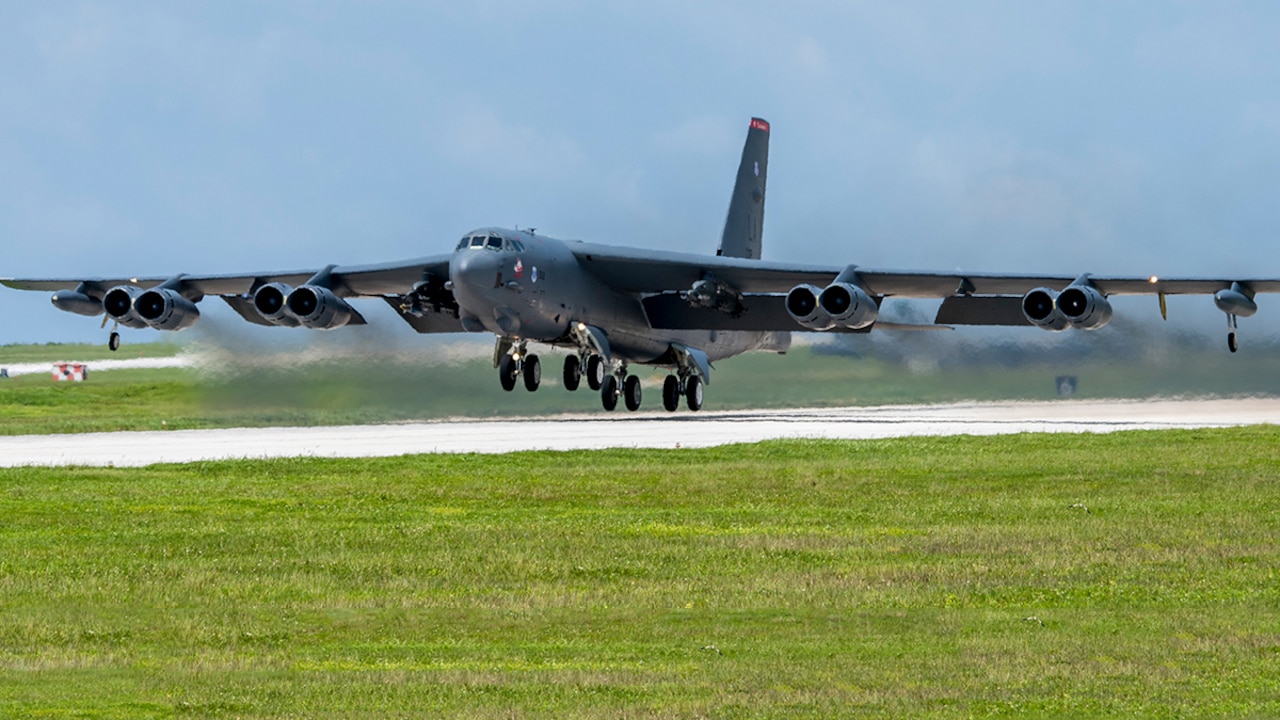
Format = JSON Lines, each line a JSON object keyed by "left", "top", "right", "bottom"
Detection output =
{"left": 717, "top": 117, "right": 770, "bottom": 259}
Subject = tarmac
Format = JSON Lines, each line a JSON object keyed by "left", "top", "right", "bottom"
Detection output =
{"left": 2, "top": 398, "right": 1277, "bottom": 467}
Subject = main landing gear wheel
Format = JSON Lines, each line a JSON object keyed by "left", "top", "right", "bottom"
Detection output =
{"left": 662, "top": 375, "right": 680, "bottom": 412}
{"left": 498, "top": 354, "right": 518, "bottom": 391}
{"left": 623, "top": 375, "right": 643, "bottom": 411}
{"left": 108, "top": 332, "right": 121, "bottom": 352}
{"left": 586, "top": 355, "right": 605, "bottom": 391}
{"left": 522, "top": 354, "right": 541, "bottom": 391}
{"left": 563, "top": 355, "right": 581, "bottom": 391}
{"left": 600, "top": 375, "right": 618, "bottom": 411}
{"left": 685, "top": 375, "right": 703, "bottom": 411}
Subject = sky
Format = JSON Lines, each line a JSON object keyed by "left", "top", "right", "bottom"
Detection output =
{"left": 3, "top": 1, "right": 1280, "bottom": 346}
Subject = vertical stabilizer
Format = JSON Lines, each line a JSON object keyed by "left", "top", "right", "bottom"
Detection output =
{"left": 717, "top": 117, "right": 770, "bottom": 259}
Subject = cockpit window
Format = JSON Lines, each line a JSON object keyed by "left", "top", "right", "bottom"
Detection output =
{"left": 487, "top": 235, "right": 502, "bottom": 250}
{"left": 456, "top": 238, "right": 469, "bottom": 251}
{"left": 469, "top": 235, "right": 486, "bottom": 249}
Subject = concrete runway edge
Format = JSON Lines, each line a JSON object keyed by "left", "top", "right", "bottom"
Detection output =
{"left": 2, "top": 398, "right": 1278, "bottom": 468}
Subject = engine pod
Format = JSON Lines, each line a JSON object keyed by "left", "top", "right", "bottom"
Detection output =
{"left": 785, "top": 284, "right": 835, "bottom": 331}
{"left": 286, "top": 285, "right": 356, "bottom": 329}
{"left": 819, "top": 282, "right": 878, "bottom": 330}
{"left": 1057, "top": 285, "right": 1112, "bottom": 330}
{"left": 101, "top": 285, "right": 150, "bottom": 329}
{"left": 1021, "top": 288, "right": 1068, "bottom": 331}
{"left": 135, "top": 288, "right": 200, "bottom": 331}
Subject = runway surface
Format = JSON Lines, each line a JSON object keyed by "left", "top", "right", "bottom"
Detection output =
{"left": 2, "top": 398, "right": 1278, "bottom": 467}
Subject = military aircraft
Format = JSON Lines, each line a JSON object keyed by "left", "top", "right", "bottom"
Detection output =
{"left": 4, "top": 118, "right": 1278, "bottom": 411}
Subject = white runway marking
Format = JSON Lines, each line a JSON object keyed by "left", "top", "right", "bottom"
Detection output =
{"left": 2, "top": 399, "right": 1277, "bottom": 468}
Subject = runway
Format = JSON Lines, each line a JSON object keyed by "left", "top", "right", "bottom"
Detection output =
{"left": 2, "top": 398, "right": 1277, "bottom": 467}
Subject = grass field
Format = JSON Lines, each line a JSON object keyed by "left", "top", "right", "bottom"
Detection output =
{"left": 4, "top": 339, "right": 1280, "bottom": 435}
{"left": 2, "top": 429, "right": 1279, "bottom": 717}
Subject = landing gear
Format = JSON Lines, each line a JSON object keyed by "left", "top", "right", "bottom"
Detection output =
{"left": 600, "top": 375, "right": 618, "bottom": 411}
{"left": 108, "top": 332, "right": 121, "bottom": 352}
{"left": 623, "top": 375, "right": 643, "bottom": 411}
{"left": 1227, "top": 314, "right": 1240, "bottom": 353}
{"left": 497, "top": 342, "right": 540, "bottom": 391}
{"left": 586, "top": 355, "right": 605, "bottom": 391}
{"left": 662, "top": 375, "right": 680, "bottom": 412}
{"left": 498, "top": 353, "right": 518, "bottom": 391}
{"left": 659, "top": 373, "right": 704, "bottom": 412}
{"left": 1228, "top": 331, "right": 1238, "bottom": 354}
{"left": 522, "top": 354, "right": 541, "bottom": 391}
{"left": 563, "top": 355, "right": 581, "bottom": 391}
{"left": 685, "top": 375, "right": 703, "bottom": 411}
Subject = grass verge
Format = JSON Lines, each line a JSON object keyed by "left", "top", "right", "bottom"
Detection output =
{"left": 2, "top": 429, "right": 1278, "bottom": 717}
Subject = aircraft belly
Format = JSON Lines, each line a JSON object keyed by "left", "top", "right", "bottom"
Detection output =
{"left": 603, "top": 323, "right": 790, "bottom": 364}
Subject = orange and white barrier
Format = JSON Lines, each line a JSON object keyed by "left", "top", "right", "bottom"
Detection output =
{"left": 52, "top": 363, "right": 87, "bottom": 382}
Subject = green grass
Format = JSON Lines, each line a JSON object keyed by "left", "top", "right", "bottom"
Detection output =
{"left": 3, "top": 340, "right": 1280, "bottom": 435}
{"left": 2, "top": 429, "right": 1279, "bottom": 717}
{"left": 0, "top": 342, "right": 180, "bottom": 365}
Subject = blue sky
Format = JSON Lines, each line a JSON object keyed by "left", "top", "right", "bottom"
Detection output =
{"left": 3, "top": 2, "right": 1280, "bottom": 345}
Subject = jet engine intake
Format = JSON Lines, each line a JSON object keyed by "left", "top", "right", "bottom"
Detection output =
{"left": 286, "top": 285, "right": 356, "bottom": 329}
{"left": 102, "top": 285, "right": 150, "bottom": 329}
{"left": 1021, "top": 288, "right": 1068, "bottom": 331}
{"left": 252, "top": 282, "right": 299, "bottom": 326}
{"left": 819, "top": 282, "right": 878, "bottom": 330}
{"left": 785, "top": 284, "right": 834, "bottom": 330}
{"left": 51, "top": 290, "right": 104, "bottom": 317}
{"left": 1056, "top": 285, "right": 1113, "bottom": 330}
{"left": 135, "top": 288, "right": 200, "bottom": 331}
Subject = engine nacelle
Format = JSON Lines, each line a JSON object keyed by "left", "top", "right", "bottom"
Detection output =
{"left": 1056, "top": 285, "right": 1113, "bottom": 330}
{"left": 1214, "top": 288, "right": 1258, "bottom": 318}
{"left": 135, "top": 288, "right": 200, "bottom": 331}
{"left": 286, "top": 285, "right": 356, "bottom": 329}
{"left": 1021, "top": 288, "right": 1068, "bottom": 331}
{"left": 819, "top": 282, "right": 879, "bottom": 330}
{"left": 101, "top": 285, "right": 150, "bottom": 329}
{"left": 785, "top": 284, "right": 835, "bottom": 330}
{"left": 252, "top": 282, "right": 300, "bottom": 326}
{"left": 51, "top": 290, "right": 104, "bottom": 317}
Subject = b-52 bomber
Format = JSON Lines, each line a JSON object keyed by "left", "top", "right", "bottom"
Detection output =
{"left": 5, "top": 118, "right": 1278, "bottom": 411}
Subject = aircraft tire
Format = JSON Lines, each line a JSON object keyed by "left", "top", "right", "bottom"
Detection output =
{"left": 108, "top": 332, "right": 121, "bottom": 352}
{"left": 523, "top": 354, "right": 541, "bottom": 391}
{"left": 601, "top": 375, "right": 618, "bottom": 411}
{"left": 685, "top": 375, "right": 703, "bottom": 411}
{"left": 563, "top": 355, "right": 581, "bottom": 391}
{"left": 1229, "top": 332, "right": 1238, "bottom": 353}
{"left": 587, "top": 355, "right": 605, "bottom": 391}
{"left": 498, "top": 354, "right": 518, "bottom": 391}
{"left": 662, "top": 375, "right": 680, "bottom": 412}
{"left": 623, "top": 375, "right": 642, "bottom": 411}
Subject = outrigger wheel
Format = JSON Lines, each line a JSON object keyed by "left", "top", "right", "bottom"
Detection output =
{"left": 108, "top": 332, "right": 121, "bottom": 352}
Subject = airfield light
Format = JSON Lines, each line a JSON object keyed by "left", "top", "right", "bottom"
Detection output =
{"left": 1149, "top": 276, "right": 1159, "bottom": 284}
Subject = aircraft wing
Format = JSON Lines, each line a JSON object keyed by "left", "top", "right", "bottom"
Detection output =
{"left": 571, "top": 242, "right": 1280, "bottom": 297}
{"left": 572, "top": 242, "right": 1280, "bottom": 331}
{"left": 1, "top": 255, "right": 463, "bottom": 333}
{"left": 0, "top": 255, "right": 453, "bottom": 296}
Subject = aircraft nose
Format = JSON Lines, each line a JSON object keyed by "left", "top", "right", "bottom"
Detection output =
{"left": 450, "top": 250, "right": 498, "bottom": 293}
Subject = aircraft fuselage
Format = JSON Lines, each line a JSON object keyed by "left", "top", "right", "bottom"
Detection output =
{"left": 447, "top": 227, "right": 789, "bottom": 365}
